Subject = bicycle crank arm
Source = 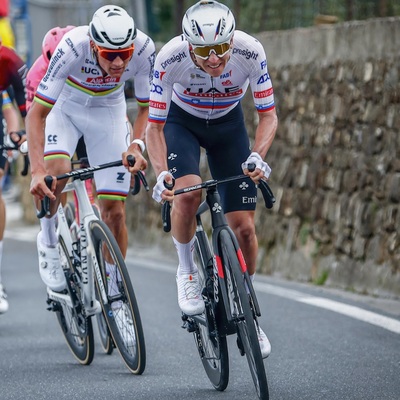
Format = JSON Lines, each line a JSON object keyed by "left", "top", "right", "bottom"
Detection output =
{"left": 47, "top": 287, "right": 73, "bottom": 308}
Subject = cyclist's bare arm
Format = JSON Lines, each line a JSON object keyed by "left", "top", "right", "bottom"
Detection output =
{"left": 123, "top": 104, "right": 148, "bottom": 173}
{"left": 131, "top": 104, "right": 148, "bottom": 142}
{"left": 3, "top": 102, "right": 20, "bottom": 133}
{"left": 253, "top": 108, "right": 278, "bottom": 158}
{"left": 25, "top": 101, "right": 55, "bottom": 201}
{"left": 246, "top": 108, "right": 278, "bottom": 183}
{"left": 146, "top": 121, "right": 174, "bottom": 202}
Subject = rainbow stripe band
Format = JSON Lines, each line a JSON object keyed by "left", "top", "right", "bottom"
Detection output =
{"left": 44, "top": 151, "right": 70, "bottom": 160}
{"left": 66, "top": 77, "right": 122, "bottom": 96}
{"left": 97, "top": 193, "right": 128, "bottom": 201}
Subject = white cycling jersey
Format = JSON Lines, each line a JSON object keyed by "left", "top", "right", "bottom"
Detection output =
{"left": 35, "top": 25, "right": 155, "bottom": 108}
{"left": 34, "top": 25, "right": 155, "bottom": 200}
{"left": 149, "top": 30, "right": 275, "bottom": 123}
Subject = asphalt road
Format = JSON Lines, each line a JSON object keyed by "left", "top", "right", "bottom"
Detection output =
{"left": 1, "top": 206, "right": 399, "bottom": 400}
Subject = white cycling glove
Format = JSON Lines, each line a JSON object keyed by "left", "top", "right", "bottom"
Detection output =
{"left": 241, "top": 152, "right": 272, "bottom": 179}
{"left": 152, "top": 171, "right": 171, "bottom": 203}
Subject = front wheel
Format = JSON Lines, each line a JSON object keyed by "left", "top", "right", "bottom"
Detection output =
{"left": 55, "top": 236, "right": 94, "bottom": 365}
{"left": 219, "top": 229, "right": 269, "bottom": 400}
{"left": 89, "top": 220, "right": 146, "bottom": 374}
{"left": 193, "top": 235, "right": 229, "bottom": 391}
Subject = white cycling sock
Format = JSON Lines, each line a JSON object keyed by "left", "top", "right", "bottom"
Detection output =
{"left": 39, "top": 214, "right": 58, "bottom": 247}
{"left": 173, "top": 235, "right": 197, "bottom": 276}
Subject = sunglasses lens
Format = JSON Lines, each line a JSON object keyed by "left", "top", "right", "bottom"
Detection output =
{"left": 192, "top": 42, "right": 230, "bottom": 59}
{"left": 97, "top": 46, "right": 134, "bottom": 61}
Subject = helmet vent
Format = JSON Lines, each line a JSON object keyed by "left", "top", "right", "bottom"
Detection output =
{"left": 107, "top": 11, "right": 121, "bottom": 17}
{"left": 194, "top": 21, "right": 204, "bottom": 40}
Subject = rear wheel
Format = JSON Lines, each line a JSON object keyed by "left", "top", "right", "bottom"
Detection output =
{"left": 193, "top": 234, "right": 229, "bottom": 391}
{"left": 219, "top": 229, "right": 269, "bottom": 400}
{"left": 54, "top": 236, "right": 94, "bottom": 365}
{"left": 90, "top": 220, "right": 146, "bottom": 374}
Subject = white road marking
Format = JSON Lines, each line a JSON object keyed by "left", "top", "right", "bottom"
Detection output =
{"left": 125, "top": 253, "right": 400, "bottom": 334}
{"left": 254, "top": 282, "right": 400, "bottom": 335}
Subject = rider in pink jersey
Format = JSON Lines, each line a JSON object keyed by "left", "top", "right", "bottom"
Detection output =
{"left": 26, "top": 26, "right": 75, "bottom": 111}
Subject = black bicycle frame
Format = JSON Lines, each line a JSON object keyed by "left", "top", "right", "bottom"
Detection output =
{"left": 197, "top": 183, "right": 261, "bottom": 336}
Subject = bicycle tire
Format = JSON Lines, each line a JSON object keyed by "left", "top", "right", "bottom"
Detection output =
{"left": 55, "top": 236, "right": 94, "bottom": 365}
{"left": 95, "top": 284, "right": 115, "bottom": 355}
{"left": 193, "top": 235, "right": 229, "bottom": 391}
{"left": 64, "top": 201, "right": 112, "bottom": 353}
{"left": 63, "top": 201, "right": 79, "bottom": 242}
{"left": 89, "top": 220, "right": 146, "bottom": 374}
{"left": 219, "top": 229, "right": 269, "bottom": 400}
{"left": 64, "top": 201, "right": 76, "bottom": 226}
{"left": 91, "top": 205, "right": 114, "bottom": 355}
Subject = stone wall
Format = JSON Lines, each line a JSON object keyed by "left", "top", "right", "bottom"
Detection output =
{"left": 245, "top": 17, "right": 400, "bottom": 297}
{"left": 127, "top": 17, "right": 400, "bottom": 298}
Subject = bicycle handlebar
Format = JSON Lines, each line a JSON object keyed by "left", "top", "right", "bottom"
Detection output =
{"left": 0, "top": 141, "right": 30, "bottom": 176}
{"left": 161, "top": 164, "right": 275, "bottom": 232}
{"left": 36, "top": 155, "right": 149, "bottom": 219}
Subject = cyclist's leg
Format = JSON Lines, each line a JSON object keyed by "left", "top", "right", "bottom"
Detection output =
{"left": 203, "top": 105, "right": 258, "bottom": 274}
{"left": 206, "top": 105, "right": 271, "bottom": 358}
{"left": 164, "top": 102, "right": 204, "bottom": 245}
{"left": 164, "top": 107, "right": 205, "bottom": 315}
{"left": 226, "top": 210, "right": 257, "bottom": 275}
{"left": 36, "top": 108, "right": 78, "bottom": 291}
{"left": 82, "top": 101, "right": 130, "bottom": 257}
{"left": 98, "top": 198, "right": 128, "bottom": 256}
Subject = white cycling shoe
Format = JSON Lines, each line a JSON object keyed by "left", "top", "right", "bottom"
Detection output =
{"left": 37, "top": 232, "right": 67, "bottom": 292}
{"left": 256, "top": 324, "right": 271, "bottom": 359}
{"left": 0, "top": 284, "right": 9, "bottom": 314}
{"left": 176, "top": 270, "right": 205, "bottom": 316}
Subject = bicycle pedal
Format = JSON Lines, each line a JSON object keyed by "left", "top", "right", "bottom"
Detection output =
{"left": 181, "top": 318, "right": 196, "bottom": 333}
{"left": 46, "top": 301, "right": 61, "bottom": 312}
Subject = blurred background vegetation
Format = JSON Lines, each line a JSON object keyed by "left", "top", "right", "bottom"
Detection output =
{"left": 146, "top": 0, "right": 400, "bottom": 41}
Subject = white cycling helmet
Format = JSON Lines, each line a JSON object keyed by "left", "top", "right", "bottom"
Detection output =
{"left": 89, "top": 5, "right": 136, "bottom": 49}
{"left": 182, "top": 0, "right": 235, "bottom": 46}
{"left": 42, "top": 26, "right": 75, "bottom": 61}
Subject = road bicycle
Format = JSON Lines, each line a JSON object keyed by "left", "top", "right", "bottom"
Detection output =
{"left": 63, "top": 156, "right": 113, "bottom": 355}
{"left": 38, "top": 156, "right": 147, "bottom": 374}
{"left": 63, "top": 156, "right": 148, "bottom": 356}
{"left": 162, "top": 167, "right": 275, "bottom": 399}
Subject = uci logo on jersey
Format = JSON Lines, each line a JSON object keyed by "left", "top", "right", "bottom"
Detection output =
{"left": 257, "top": 73, "right": 270, "bottom": 85}
{"left": 81, "top": 66, "right": 100, "bottom": 75}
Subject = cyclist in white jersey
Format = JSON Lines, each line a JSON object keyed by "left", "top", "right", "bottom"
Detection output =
{"left": 146, "top": 0, "right": 278, "bottom": 358}
{"left": 26, "top": 5, "right": 155, "bottom": 293}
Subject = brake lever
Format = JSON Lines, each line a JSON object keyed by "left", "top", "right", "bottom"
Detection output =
{"left": 161, "top": 178, "right": 175, "bottom": 232}
{"left": 36, "top": 175, "right": 53, "bottom": 219}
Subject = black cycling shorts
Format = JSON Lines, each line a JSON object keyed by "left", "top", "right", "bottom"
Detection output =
{"left": 164, "top": 101, "right": 257, "bottom": 213}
